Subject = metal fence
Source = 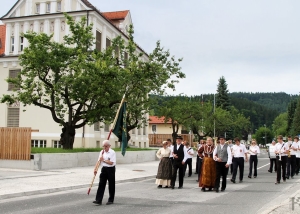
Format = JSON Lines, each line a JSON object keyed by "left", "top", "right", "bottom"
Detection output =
{"left": 0, "top": 127, "right": 32, "bottom": 160}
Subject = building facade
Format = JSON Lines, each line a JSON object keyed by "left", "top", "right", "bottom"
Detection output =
{"left": 0, "top": 0, "right": 149, "bottom": 148}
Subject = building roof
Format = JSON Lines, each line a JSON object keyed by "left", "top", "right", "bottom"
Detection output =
{"left": 102, "top": 10, "right": 129, "bottom": 20}
{"left": 149, "top": 116, "right": 172, "bottom": 124}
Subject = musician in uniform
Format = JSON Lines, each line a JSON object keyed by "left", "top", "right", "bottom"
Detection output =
{"left": 231, "top": 137, "right": 248, "bottom": 183}
{"left": 268, "top": 140, "right": 277, "bottom": 173}
{"left": 184, "top": 141, "right": 194, "bottom": 177}
{"left": 275, "top": 135, "right": 289, "bottom": 184}
{"left": 286, "top": 136, "right": 293, "bottom": 179}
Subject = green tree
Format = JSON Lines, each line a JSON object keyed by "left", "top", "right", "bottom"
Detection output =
{"left": 216, "top": 76, "right": 231, "bottom": 111}
{"left": 272, "top": 112, "right": 288, "bottom": 136}
{"left": 1, "top": 15, "right": 185, "bottom": 149}
{"left": 287, "top": 99, "right": 297, "bottom": 134}
{"left": 291, "top": 98, "right": 300, "bottom": 136}
{"left": 254, "top": 126, "right": 274, "bottom": 145}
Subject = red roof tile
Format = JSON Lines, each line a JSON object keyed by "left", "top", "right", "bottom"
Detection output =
{"left": 102, "top": 10, "right": 129, "bottom": 21}
{"left": 149, "top": 116, "right": 172, "bottom": 124}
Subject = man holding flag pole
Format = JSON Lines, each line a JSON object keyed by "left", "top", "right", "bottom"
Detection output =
{"left": 90, "top": 95, "right": 127, "bottom": 206}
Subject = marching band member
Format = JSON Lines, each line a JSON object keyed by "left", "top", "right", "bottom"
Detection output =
{"left": 248, "top": 139, "right": 260, "bottom": 178}
{"left": 286, "top": 136, "right": 293, "bottom": 179}
{"left": 290, "top": 136, "right": 298, "bottom": 179}
{"left": 184, "top": 141, "right": 194, "bottom": 177}
{"left": 231, "top": 137, "right": 248, "bottom": 183}
{"left": 274, "top": 135, "right": 289, "bottom": 184}
{"left": 268, "top": 140, "right": 277, "bottom": 173}
{"left": 295, "top": 136, "right": 300, "bottom": 175}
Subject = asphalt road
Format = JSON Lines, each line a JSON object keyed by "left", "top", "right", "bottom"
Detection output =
{"left": 1, "top": 152, "right": 299, "bottom": 214}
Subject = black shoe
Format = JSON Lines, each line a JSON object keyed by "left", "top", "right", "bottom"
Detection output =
{"left": 275, "top": 181, "right": 280, "bottom": 184}
{"left": 188, "top": 175, "right": 191, "bottom": 177}
{"left": 178, "top": 186, "right": 183, "bottom": 189}
{"left": 248, "top": 176, "right": 251, "bottom": 179}
{"left": 268, "top": 170, "right": 271, "bottom": 173}
{"left": 208, "top": 188, "right": 212, "bottom": 191}
{"left": 93, "top": 201, "right": 102, "bottom": 205}
{"left": 171, "top": 186, "right": 174, "bottom": 189}
{"left": 221, "top": 189, "right": 225, "bottom": 192}
{"left": 231, "top": 179, "right": 235, "bottom": 183}
{"left": 254, "top": 176, "right": 257, "bottom": 178}
{"left": 195, "top": 172, "right": 198, "bottom": 174}
{"left": 291, "top": 176, "right": 294, "bottom": 179}
{"left": 283, "top": 179, "right": 286, "bottom": 182}
{"left": 215, "top": 188, "right": 219, "bottom": 193}
{"left": 157, "top": 185, "right": 162, "bottom": 188}
{"left": 201, "top": 188, "right": 206, "bottom": 192}
{"left": 286, "top": 176, "right": 289, "bottom": 179}
{"left": 164, "top": 186, "right": 169, "bottom": 188}
{"left": 106, "top": 202, "right": 113, "bottom": 205}
{"left": 239, "top": 180, "right": 243, "bottom": 183}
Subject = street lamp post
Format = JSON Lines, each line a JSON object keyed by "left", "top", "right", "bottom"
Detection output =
{"left": 264, "top": 124, "right": 267, "bottom": 145}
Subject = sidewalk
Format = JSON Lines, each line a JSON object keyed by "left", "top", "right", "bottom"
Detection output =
{"left": 0, "top": 160, "right": 160, "bottom": 200}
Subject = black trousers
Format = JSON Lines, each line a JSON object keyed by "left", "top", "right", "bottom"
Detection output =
{"left": 171, "top": 160, "right": 184, "bottom": 187}
{"left": 276, "top": 156, "right": 287, "bottom": 182}
{"left": 296, "top": 158, "right": 300, "bottom": 174}
{"left": 184, "top": 158, "right": 192, "bottom": 176}
{"left": 269, "top": 158, "right": 277, "bottom": 172}
{"left": 286, "top": 157, "right": 291, "bottom": 177}
{"left": 232, "top": 157, "right": 244, "bottom": 181}
{"left": 287, "top": 155, "right": 296, "bottom": 177}
{"left": 96, "top": 166, "right": 115, "bottom": 203}
{"left": 248, "top": 155, "right": 258, "bottom": 177}
{"left": 215, "top": 162, "right": 229, "bottom": 190}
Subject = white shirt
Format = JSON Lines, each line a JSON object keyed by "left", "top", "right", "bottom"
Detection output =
{"left": 290, "top": 141, "right": 298, "bottom": 156}
{"left": 97, "top": 148, "right": 116, "bottom": 167}
{"left": 232, "top": 144, "right": 247, "bottom": 158}
{"left": 156, "top": 147, "right": 171, "bottom": 159}
{"left": 168, "top": 145, "right": 174, "bottom": 158}
{"left": 213, "top": 144, "right": 232, "bottom": 165}
{"left": 269, "top": 144, "right": 276, "bottom": 158}
{"left": 295, "top": 142, "right": 300, "bottom": 158}
{"left": 185, "top": 146, "right": 194, "bottom": 159}
{"left": 248, "top": 145, "right": 260, "bottom": 155}
{"left": 275, "top": 142, "right": 289, "bottom": 156}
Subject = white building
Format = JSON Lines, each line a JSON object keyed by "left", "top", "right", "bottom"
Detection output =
{"left": 0, "top": 0, "right": 149, "bottom": 149}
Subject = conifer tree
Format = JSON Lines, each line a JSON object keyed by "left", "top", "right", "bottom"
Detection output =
{"left": 216, "top": 76, "right": 231, "bottom": 111}
{"left": 287, "top": 99, "right": 297, "bottom": 134}
{"left": 291, "top": 98, "right": 300, "bottom": 136}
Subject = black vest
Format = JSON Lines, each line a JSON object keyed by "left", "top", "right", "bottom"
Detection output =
{"left": 173, "top": 144, "right": 184, "bottom": 162}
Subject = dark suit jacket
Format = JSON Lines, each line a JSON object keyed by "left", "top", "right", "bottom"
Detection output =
{"left": 173, "top": 144, "right": 184, "bottom": 162}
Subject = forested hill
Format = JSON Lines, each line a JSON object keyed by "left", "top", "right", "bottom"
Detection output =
{"left": 229, "top": 92, "right": 298, "bottom": 113}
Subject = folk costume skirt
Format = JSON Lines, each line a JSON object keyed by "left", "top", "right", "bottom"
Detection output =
{"left": 155, "top": 157, "right": 172, "bottom": 186}
{"left": 199, "top": 157, "right": 216, "bottom": 188}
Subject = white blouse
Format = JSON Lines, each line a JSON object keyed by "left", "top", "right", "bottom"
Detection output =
{"left": 156, "top": 147, "right": 171, "bottom": 159}
{"left": 248, "top": 145, "right": 260, "bottom": 155}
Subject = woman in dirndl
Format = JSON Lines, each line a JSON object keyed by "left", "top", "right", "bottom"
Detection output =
{"left": 155, "top": 140, "right": 172, "bottom": 188}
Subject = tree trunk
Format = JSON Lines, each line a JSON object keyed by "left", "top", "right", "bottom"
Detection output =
{"left": 59, "top": 126, "right": 76, "bottom": 149}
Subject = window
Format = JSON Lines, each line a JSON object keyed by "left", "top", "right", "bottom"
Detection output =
{"left": 96, "top": 141, "right": 100, "bottom": 148}
{"left": 143, "top": 126, "right": 146, "bottom": 135}
{"left": 95, "top": 31, "right": 101, "bottom": 51}
{"left": 36, "top": 3, "right": 40, "bottom": 13}
{"left": 8, "top": 69, "right": 20, "bottom": 91}
{"left": 11, "top": 37, "right": 14, "bottom": 52}
{"left": 132, "top": 128, "right": 135, "bottom": 134}
{"left": 104, "top": 124, "right": 110, "bottom": 132}
{"left": 31, "top": 140, "right": 47, "bottom": 148}
{"left": 46, "top": 2, "right": 51, "bottom": 13}
{"left": 57, "top": 1, "right": 62, "bottom": 11}
{"left": 106, "top": 38, "right": 111, "bottom": 48}
{"left": 7, "top": 107, "right": 19, "bottom": 127}
{"left": 138, "top": 127, "right": 141, "bottom": 135}
{"left": 151, "top": 125, "right": 157, "bottom": 133}
{"left": 53, "top": 140, "right": 62, "bottom": 148}
{"left": 94, "top": 122, "right": 100, "bottom": 131}
{"left": 19, "top": 36, "right": 24, "bottom": 51}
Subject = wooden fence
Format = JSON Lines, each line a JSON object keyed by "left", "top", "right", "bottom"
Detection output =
{"left": 0, "top": 127, "right": 32, "bottom": 160}
{"left": 148, "top": 134, "right": 194, "bottom": 147}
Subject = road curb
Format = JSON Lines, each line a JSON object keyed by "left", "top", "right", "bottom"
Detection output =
{"left": 0, "top": 175, "right": 155, "bottom": 200}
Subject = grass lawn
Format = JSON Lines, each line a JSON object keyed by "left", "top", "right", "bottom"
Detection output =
{"left": 31, "top": 147, "right": 156, "bottom": 153}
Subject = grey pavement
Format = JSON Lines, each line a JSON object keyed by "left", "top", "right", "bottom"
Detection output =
{"left": 0, "top": 160, "right": 160, "bottom": 200}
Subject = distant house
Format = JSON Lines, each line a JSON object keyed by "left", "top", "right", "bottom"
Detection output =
{"left": 148, "top": 116, "right": 184, "bottom": 135}
{"left": 0, "top": 25, "right": 5, "bottom": 56}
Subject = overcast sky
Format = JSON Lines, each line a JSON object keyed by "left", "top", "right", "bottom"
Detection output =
{"left": 1, "top": 0, "right": 300, "bottom": 96}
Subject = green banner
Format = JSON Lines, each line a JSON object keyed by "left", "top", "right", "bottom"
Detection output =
{"left": 112, "top": 102, "right": 127, "bottom": 156}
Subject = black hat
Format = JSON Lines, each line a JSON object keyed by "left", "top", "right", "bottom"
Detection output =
{"left": 176, "top": 136, "right": 183, "bottom": 140}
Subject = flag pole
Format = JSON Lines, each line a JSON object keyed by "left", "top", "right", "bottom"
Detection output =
{"left": 87, "top": 93, "right": 127, "bottom": 195}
